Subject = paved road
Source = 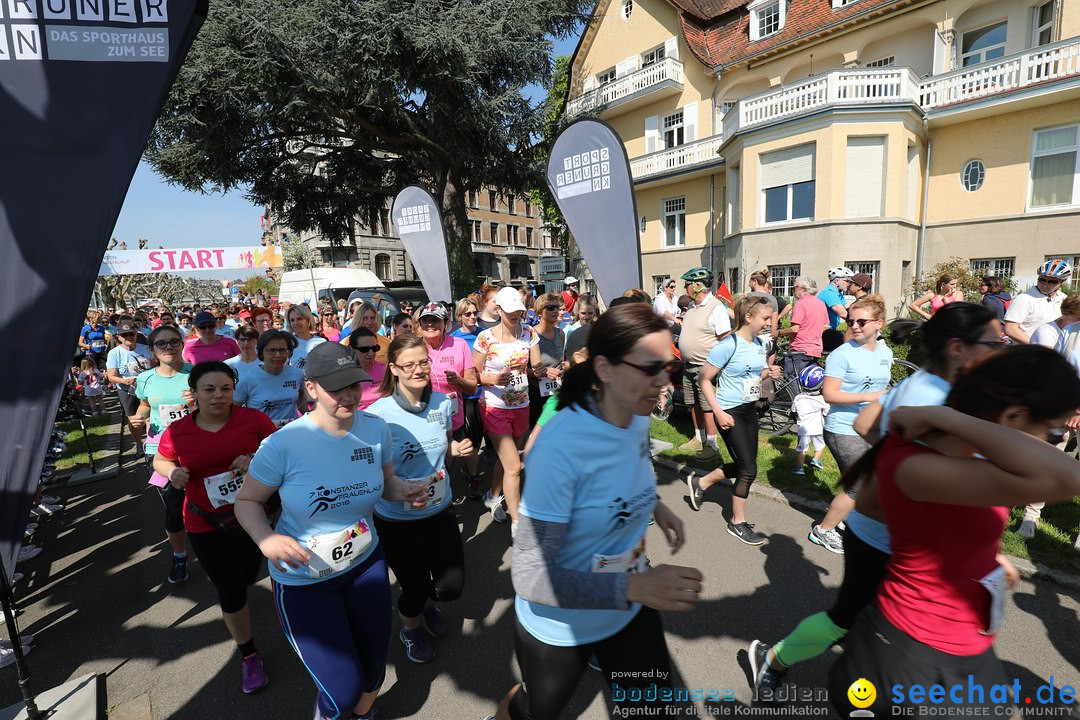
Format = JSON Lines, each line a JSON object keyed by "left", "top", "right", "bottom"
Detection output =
{"left": 3, "top": 439, "right": 1078, "bottom": 719}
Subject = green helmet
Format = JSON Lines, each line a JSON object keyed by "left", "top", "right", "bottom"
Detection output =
{"left": 680, "top": 267, "right": 713, "bottom": 285}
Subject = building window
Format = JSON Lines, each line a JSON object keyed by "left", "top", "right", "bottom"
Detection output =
{"left": 507, "top": 196, "right": 516, "bottom": 215}
{"left": 524, "top": 199, "right": 532, "bottom": 217}
{"left": 374, "top": 253, "right": 392, "bottom": 281}
{"left": 641, "top": 45, "right": 665, "bottom": 67}
{"left": 1034, "top": 1, "right": 1054, "bottom": 47}
{"left": 663, "top": 197, "right": 686, "bottom": 247}
{"left": 761, "top": 144, "right": 815, "bottom": 224}
{"left": 1031, "top": 125, "right": 1079, "bottom": 208}
{"left": 468, "top": 190, "right": 478, "bottom": 208}
{"left": 490, "top": 222, "right": 499, "bottom": 244}
{"left": 845, "top": 262, "right": 879, "bottom": 292}
{"left": 622, "top": 0, "right": 632, "bottom": 19}
{"left": 526, "top": 227, "right": 534, "bottom": 247}
{"left": 379, "top": 208, "right": 391, "bottom": 236}
{"left": 1049, "top": 254, "right": 1080, "bottom": 291}
{"left": 652, "top": 275, "right": 672, "bottom": 293}
{"left": 961, "top": 159, "right": 986, "bottom": 192}
{"left": 749, "top": 0, "right": 786, "bottom": 41}
{"left": 864, "top": 56, "right": 895, "bottom": 68}
{"left": 489, "top": 190, "right": 498, "bottom": 212}
{"left": 507, "top": 225, "right": 519, "bottom": 246}
{"left": 663, "top": 110, "right": 684, "bottom": 149}
{"left": 832, "top": 0, "right": 862, "bottom": 7}
{"left": 970, "top": 257, "right": 1015, "bottom": 280}
{"left": 768, "top": 264, "right": 801, "bottom": 298}
{"left": 961, "top": 21, "right": 1007, "bottom": 67}
{"left": 597, "top": 68, "right": 616, "bottom": 86}
{"left": 472, "top": 220, "right": 483, "bottom": 244}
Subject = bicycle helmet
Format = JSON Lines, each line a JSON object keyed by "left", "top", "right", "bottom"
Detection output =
{"left": 680, "top": 267, "right": 714, "bottom": 285}
{"left": 798, "top": 365, "right": 825, "bottom": 390}
{"left": 1038, "top": 258, "right": 1073, "bottom": 279}
{"left": 827, "top": 267, "right": 855, "bottom": 282}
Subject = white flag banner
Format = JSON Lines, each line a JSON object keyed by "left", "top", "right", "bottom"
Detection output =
{"left": 392, "top": 186, "right": 452, "bottom": 303}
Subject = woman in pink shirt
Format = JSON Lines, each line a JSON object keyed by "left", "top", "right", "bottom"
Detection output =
{"left": 183, "top": 311, "right": 241, "bottom": 365}
{"left": 349, "top": 328, "right": 387, "bottom": 410}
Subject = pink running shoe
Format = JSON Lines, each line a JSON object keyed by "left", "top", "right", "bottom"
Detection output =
{"left": 241, "top": 653, "right": 268, "bottom": 694}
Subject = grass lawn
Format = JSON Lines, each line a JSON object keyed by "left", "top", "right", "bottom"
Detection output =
{"left": 53, "top": 416, "right": 117, "bottom": 473}
{"left": 651, "top": 409, "right": 1080, "bottom": 575}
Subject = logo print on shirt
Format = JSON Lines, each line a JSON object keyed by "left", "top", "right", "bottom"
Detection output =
{"left": 860, "top": 376, "right": 876, "bottom": 391}
{"left": 308, "top": 486, "right": 343, "bottom": 516}
{"left": 283, "top": 380, "right": 298, "bottom": 389}
{"left": 351, "top": 447, "right": 374, "bottom": 464}
{"left": 609, "top": 497, "right": 633, "bottom": 527}
{"left": 426, "top": 411, "right": 445, "bottom": 426}
{"left": 400, "top": 441, "right": 423, "bottom": 463}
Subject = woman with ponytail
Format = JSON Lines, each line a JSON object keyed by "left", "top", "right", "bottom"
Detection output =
{"left": 488, "top": 304, "right": 701, "bottom": 720}
{"left": 829, "top": 345, "right": 1080, "bottom": 717}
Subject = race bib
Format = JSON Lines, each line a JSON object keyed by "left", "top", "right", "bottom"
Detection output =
{"left": 90, "top": 339, "right": 107, "bottom": 352}
{"left": 508, "top": 370, "right": 528, "bottom": 392}
{"left": 305, "top": 521, "right": 373, "bottom": 579}
{"left": 447, "top": 391, "right": 460, "bottom": 417}
{"left": 402, "top": 470, "right": 447, "bottom": 512}
{"left": 539, "top": 377, "right": 561, "bottom": 397}
{"left": 977, "top": 565, "right": 1007, "bottom": 635}
{"left": 591, "top": 537, "right": 647, "bottom": 574}
{"left": 159, "top": 403, "right": 190, "bottom": 428}
{"left": 741, "top": 377, "right": 762, "bottom": 403}
{"left": 203, "top": 470, "right": 244, "bottom": 509}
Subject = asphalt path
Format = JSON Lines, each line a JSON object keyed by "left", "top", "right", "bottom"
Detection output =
{"left": 2, "top": 446, "right": 1078, "bottom": 720}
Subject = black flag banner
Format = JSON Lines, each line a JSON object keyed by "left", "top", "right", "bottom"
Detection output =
{"left": 0, "top": 0, "right": 207, "bottom": 579}
{"left": 392, "top": 186, "right": 452, "bottom": 303}
{"left": 545, "top": 118, "right": 642, "bottom": 305}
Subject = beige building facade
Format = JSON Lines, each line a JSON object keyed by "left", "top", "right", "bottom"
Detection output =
{"left": 567, "top": 0, "right": 1080, "bottom": 308}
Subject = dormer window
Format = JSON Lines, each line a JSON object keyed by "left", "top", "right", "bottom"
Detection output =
{"left": 831, "top": 0, "right": 862, "bottom": 8}
{"left": 749, "top": 0, "right": 787, "bottom": 41}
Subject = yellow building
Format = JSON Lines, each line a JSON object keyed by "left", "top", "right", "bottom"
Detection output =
{"left": 566, "top": 0, "right": 1080, "bottom": 307}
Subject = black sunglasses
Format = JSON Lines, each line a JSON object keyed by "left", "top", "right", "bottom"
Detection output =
{"left": 543, "top": 304, "right": 561, "bottom": 312}
{"left": 354, "top": 346, "right": 378, "bottom": 353}
{"left": 619, "top": 358, "right": 683, "bottom": 377}
{"left": 850, "top": 318, "right": 879, "bottom": 328}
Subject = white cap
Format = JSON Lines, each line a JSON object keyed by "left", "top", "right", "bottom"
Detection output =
{"left": 494, "top": 286, "right": 526, "bottom": 314}
{"left": 564, "top": 276, "right": 579, "bottom": 285}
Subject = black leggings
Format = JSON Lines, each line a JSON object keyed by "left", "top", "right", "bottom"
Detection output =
{"left": 509, "top": 607, "right": 673, "bottom": 720}
{"left": 828, "top": 527, "right": 890, "bottom": 629}
{"left": 373, "top": 509, "right": 465, "bottom": 618}
{"left": 187, "top": 530, "right": 264, "bottom": 613}
{"left": 147, "top": 455, "right": 186, "bottom": 534}
{"left": 718, "top": 401, "right": 759, "bottom": 498}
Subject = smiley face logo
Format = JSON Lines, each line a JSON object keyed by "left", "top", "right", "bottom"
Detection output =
{"left": 848, "top": 678, "right": 876, "bottom": 709}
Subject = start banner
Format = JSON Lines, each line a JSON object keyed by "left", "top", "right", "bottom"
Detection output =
{"left": 100, "top": 245, "right": 283, "bottom": 275}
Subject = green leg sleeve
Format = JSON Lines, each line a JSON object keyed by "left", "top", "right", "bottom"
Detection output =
{"left": 772, "top": 612, "right": 848, "bottom": 669}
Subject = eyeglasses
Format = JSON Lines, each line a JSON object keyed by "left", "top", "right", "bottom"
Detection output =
{"left": 461, "top": 311, "right": 478, "bottom": 317}
{"left": 618, "top": 358, "right": 683, "bottom": 377}
{"left": 850, "top": 318, "right": 880, "bottom": 328}
{"left": 354, "top": 346, "right": 378, "bottom": 353}
{"left": 1038, "top": 277, "right": 1064, "bottom": 285}
{"left": 394, "top": 359, "right": 431, "bottom": 373}
{"left": 153, "top": 339, "right": 183, "bottom": 350}
{"left": 264, "top": 347, "right": 290, "bottom": 355}
{"left": 543, "top": 304, "right": 561, "bottom": 312}
{"left": 197, "top": 324, "right": 216, "bottom": 330}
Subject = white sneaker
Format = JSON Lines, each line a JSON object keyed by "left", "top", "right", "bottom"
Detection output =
{"left": 17, "top": 546, "right": 41, "bottom": 564}
{"left": 0, "top": 645, "right": 31, "bottom": 669}
{"left": 484, "top": 492, "right": 507, "bottom": 524}
{"left": 30, "top": 503, "right": 62, "bottom": 517}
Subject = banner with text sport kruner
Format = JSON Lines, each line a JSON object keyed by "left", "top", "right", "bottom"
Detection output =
{"left": 0, "top": 0, "right": 207, "bottom": 578}
{"left": 546, "top": 119, "right": 641, "bottom": 306}
{"left": 392, "top": 186, "right": 452, "bottom": 303}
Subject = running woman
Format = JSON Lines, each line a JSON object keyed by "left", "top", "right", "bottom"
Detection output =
{"left": 687, "top": 295, "right": 781, "bottom": 546}
{"left": 106, "top": 319, "right": 153, "bottom": 450}
{"left": 225, "top": 324, "right": 261, "bottom": 382}
{"left": 368, "top": 335, "right": 473, "bottom": 663}
{"left": 473, "top": 287, "right": 541, "bottom": 529}
{"left": 233, "top": 330, "right": 306, "bottom": 427}
{"left": 527, "top": 293, "right": 565, "bottom": 428}
{"left": 348, "top": 328, "right": 388, "bottom": 411}
{"left": 488, "top": 303, "right": 700, "bottom": 720}
{"left": 182, "top": 311, "right": 241, "bottom": 364}
{"left": 809, "top": 295, "right": 892, "bottom": 555}
{"left": 748, "top": 303, "right": 1003, "bottom": 695}
{"left": 234, "top": 342, "right": 427, "bottom": 720}
{"left": 829, "top": 346, "right": 1080, "bottom": 717}
{"left": 154, "top": 361, "right": 277, "bottom": 694}
{"left": 135, "top": 325, "right": 194, "bottom": 584}
{"left": 286, "top": 304, "right": 327, "bottom": 370}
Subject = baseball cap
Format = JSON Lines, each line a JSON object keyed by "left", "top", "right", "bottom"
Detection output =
{"left": 564, "top": 326, "right": 590, "bottom": 359}
{"left": 851, "top": 273, "right": 873, "bottom": 292}
{"left": 305, "top": 342, "right": 371, "bottom": 391}
{"left": 194, "top": 311, "right": 215, "bottom": 327}
{"left": 418, "top": 302, "right": 448, "bottom": 321}
{"left": 564, "top": 276, "right": 579, "bottom": 285}
{"left": 237, "top": 310, "right": 251, "bottom": 319}
{"left": 116, "top": 321, "right": 137, "bottom": 335}
{"left": 495, "top": 287, "right": 526, "bottom": 314}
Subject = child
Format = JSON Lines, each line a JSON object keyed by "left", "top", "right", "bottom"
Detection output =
{"left": 78, "top": 358, "right": 105, "bottom": 416}
{"left": 792, "top": 365, "right": 828, "bottom": 475}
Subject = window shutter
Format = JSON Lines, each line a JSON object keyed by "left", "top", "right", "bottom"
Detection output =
{"left": 905, "top": 146, "right": 919, "bottom": 221}
{"left": 932, "top": 30, "right": 948, "bottom": 74}
{"left": 583, "top": 75, "right": 597, "bottom": 92}
{"left": 844, "top": 137, "right": 885, "bottom": 218}
{"left": 760, "top": 144, "right": 815, "bottom": 188}
{"left": 664, "top": 36, "right": 679, "bottom": 61}
{"left": 616, "top": 55, "right": 638, "bottom": 77}
{"left": 645, "top": 115, "right": 659, "bottom": 154}
{"left": 684, "top": 102, "right": 698, "bottom": 143}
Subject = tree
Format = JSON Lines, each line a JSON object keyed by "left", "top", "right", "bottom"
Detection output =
{"left": 146, "top": 0, "right": 591, "bottom": 298}
{"left": 533, "top": 54, "right": 573, "bottom": 259}
{"left": 282, "top": 236, "right": 318, "bottom": 271}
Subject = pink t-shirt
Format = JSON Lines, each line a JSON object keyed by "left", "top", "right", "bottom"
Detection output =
{"left": 426, "top": 335, "right": 472, "bottom": 430}
{"left": 182, "top": 336, "right": 241, "bottom": 365}
{"left": 790, "top": 294, "right": 829, "bottom": 358}
{"left": 359, "top": 362, "right": 387, "bottom": 410}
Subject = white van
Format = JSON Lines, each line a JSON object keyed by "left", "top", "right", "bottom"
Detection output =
{"left": 278, "top": 268, "right": 392, "bottom": 313}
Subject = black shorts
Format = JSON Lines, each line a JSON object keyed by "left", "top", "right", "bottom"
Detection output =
{"left": 118, "top": 389, "right": 140, "bottom": 416}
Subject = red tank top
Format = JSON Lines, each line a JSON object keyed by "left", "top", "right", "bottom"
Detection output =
{"left": 874, "top": 434, "right": 1009, "bottom": 656}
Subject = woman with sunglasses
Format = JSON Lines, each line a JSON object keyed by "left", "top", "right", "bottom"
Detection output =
{"left": 688, "top": 295, "right": 781, "bottom": 546}
{"left": 136, "top": 324, "right": 195, "bottom": 585}
{"left": 528, "top": 293, "right": 566, "bottom": 428}
{"left": 348, "top": 329, "right": 388, "bottom": 411}
{"left": 225, "top": 325, "right": 261, "bottom": 382}
{"left": 183, "top": 311, "right": 241, "bottom": 365}
{"left": 487, "top": 304, "right": 698, "bottom": 720}
{"left": 234, "top": 330, "right": 306, "bottom": 427}
{"left": 1004, "top": 259, "right": 1071, "bottom": 345}
{"left": 320, "top": 309, "right": 341, "bottom": 343}
{"left": 286, "top": 305, "right": 327, "bottom": 371}
{"left": 368, "top": 335, "right": 473, "bottom": 664}
{"left": 340, "top": 301, "right": 390, "bottom": 362}
{"left": 807, "top": 296, "right": 893, "bottom": 555}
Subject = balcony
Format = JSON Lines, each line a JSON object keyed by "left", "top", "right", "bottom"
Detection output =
{"left": 540, "top": 247, "right": 561, "bottom": 257}
{"left": 503, "top": 245, "right": 528, "bottom": 256}
{"left": 630, "top": 135, "right": 726, "bottom": 183}
{"left": 567, "top": 57, "right": 684, "bottom": 119}
{"left": 471, "top": 241, "right": 493, "bottom": 253}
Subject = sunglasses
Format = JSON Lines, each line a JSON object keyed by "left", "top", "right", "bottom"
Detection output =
{"left": 461, "top": 311, "right": 478, "bottom": 317}
{"left": 197, "top": 323, "right": 216, "bottom": 330}
{"left": 1038, "top": 277, "right": 1064, "bottom": 285}
{"left": 543, "top": 304, "right": 561, "bottom": 312}
{"left": 354, "top": 346, "right": 378, "bottom": 353}
{"left": 153, "top": 339, "right": 183, "bottom": 350}
{"left": 850, "top": 318, "right": 880, "bottom": 328}
{"left": 619, "top": 358, "right": 683, "bottom": 377}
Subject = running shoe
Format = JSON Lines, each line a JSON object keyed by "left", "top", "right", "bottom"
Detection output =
{"left": 809, "top": 458, "right": 824, "bottom": 469}
{"left": 483, "top": 491, "right": 507, "bottom": 524}
{"left": 808, "top": 525, "right": 844, "bottom": 555}
{"left": 168, "top": 555, "right": 189, "bottom": 584}
{"left": 17, "top": 546, "right": 41, "bottom": 564}
{"left": 678, "top": 437, "right": 704, "bottom": 453}
{"left": 241, "top": 653, "right": 269, "bottom": 694}
{"left": 400, "top": 626, "right": 434, "bottom": 663}
{"left": 694, "top": 444, "right": 719, "bottom": 462}
{"left": 466, "top": 475, "right": 484, "bottom": 501}
{"left": 686, "top": 473, "right": 704, "bottom": 511}
{"left": 727, "top": 522, "right": 764, "bottom": 546}
{"left": 792, "top": 466, "right": 805, "bottom": 476}
{"left": 30, "top": 503, "right": 63, "bottom": 517}
{"left": 422, "top": 605, "right": 446, "bottom": 638}
{"left": 748, "top": 640, "right": 785, "bottom": 701}
{"left": 0, "top": 644, "right": 31, "bottom": 669}
{"left": 39, "top": 495, "right": 60, "bottom": 506}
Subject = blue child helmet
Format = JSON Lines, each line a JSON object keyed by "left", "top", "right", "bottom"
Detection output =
{"left": 798, "top": 365, "right": 825, "bottom": 390}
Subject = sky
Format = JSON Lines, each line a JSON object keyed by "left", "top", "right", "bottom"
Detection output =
{"left": 109, "top": 32, "right": 582, "bottom": 281}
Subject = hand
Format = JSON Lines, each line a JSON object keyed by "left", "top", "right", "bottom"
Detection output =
{"left": 126, "top": 377, "right": 137, "bottom": 386}
{"left": 168, "top": 466, "right": 190, "bottom": 489}
{"left": 230, "top": 454, "right": 252, "bottom": 474}
{"left": 1066, "top": 412, "right": 1080, "bottom": 430}
{"left": 626, "top": 564, "right": 703, "bottom": 612}
{"left": 652, "top": 502, "right": 685, "bottom": 554}
{"left": 453, "top": 438, "right": 475, "bottom": 458}
{"left": 996, "top": 554, "right": 1020, "bottom": 588}
{"left": 545, "top": 367, "right": 562, "bottom": 381}
{"left": 716, "top": 411, "right": 735, "bottom": 430}
{"left": 258, "top": 533, "right": 310, "bottom": 572}
{"left": 767, "top": 365, "right": 781, "bottom": 380}
{"left": 444, "top": 370, "right": 460, "bottom": 386}
{"left": 181, "top": 388, "right": 195, "bottom": 406}
{"left": 404, "top": 481, "right": 429, "bottom": 509}
{"left": 494, "top": 368, "right": 511, "bottom": 386}
{"left": 887, "top": 405, "right": 948, "bottom": 440}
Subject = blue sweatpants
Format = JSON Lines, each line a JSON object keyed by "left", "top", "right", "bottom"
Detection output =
{"left": 273, "top": 545, "right": 391, "bottom": 720}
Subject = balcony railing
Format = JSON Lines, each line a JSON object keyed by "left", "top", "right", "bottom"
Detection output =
{"left": 567, "top": 57, "right": 684, "bottom": 117}
{"left": 540, "top": 248, "right": 561, "bottom": 257}
{"left": 630, "top": 135, "right": 726, "bottom": 182}
{"left": 471, "top": 241, "right": 493, "bottom": 253}
{"left": 503, "top": 245, "right": 528, "bottom": 255}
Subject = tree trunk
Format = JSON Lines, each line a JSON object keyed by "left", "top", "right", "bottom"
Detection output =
{"left": 438, "top": 167, "right": 475, "bottom": 300}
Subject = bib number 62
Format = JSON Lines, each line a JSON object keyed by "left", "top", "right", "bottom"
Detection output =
{"left": 331, "top": 541, "right": 354, "bottom": 562}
